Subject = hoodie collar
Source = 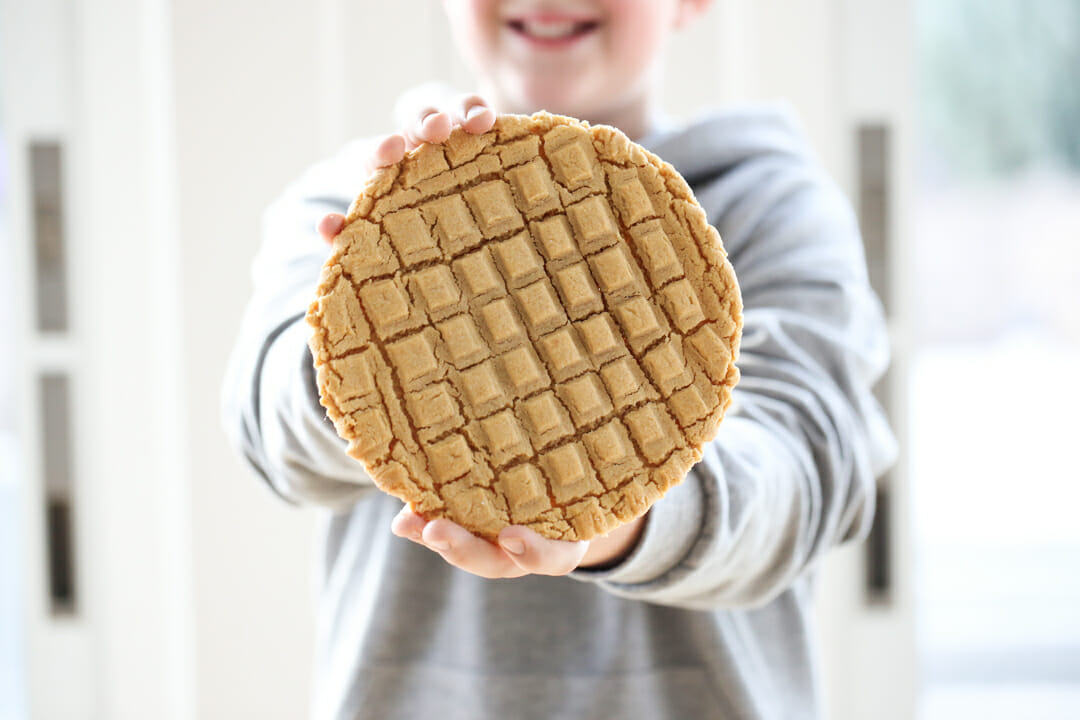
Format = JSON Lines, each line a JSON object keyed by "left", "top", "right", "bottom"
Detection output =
{"left": 638, "top": 102, "right": 813, "bottom": 183}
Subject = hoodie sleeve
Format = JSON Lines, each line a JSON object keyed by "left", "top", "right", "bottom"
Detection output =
{"left": 573, "top": 142, "right": 897, "bottom": 610}
{"left": 221, "top": 139, "right": 380, "bottom": 510}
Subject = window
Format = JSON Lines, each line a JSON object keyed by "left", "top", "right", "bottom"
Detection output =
{"left": 915, "top": 1, "right": 1080, "bottom": 717}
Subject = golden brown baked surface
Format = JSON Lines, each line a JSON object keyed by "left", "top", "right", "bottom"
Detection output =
{"left": 306, "top": 112, "right": 741, "bottom": 541}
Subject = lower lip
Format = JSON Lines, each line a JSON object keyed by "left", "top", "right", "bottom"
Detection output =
{"left": 505, "top": 22, "right": 599, "bottom": 50}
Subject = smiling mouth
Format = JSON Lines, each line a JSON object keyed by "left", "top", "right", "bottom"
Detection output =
{"left": 506, "top": 17, "right": 601, "bottom": 44}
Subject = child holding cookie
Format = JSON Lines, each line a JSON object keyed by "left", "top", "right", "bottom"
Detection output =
{"left": 224, "top": 1, "right": 896, "bottom": 718}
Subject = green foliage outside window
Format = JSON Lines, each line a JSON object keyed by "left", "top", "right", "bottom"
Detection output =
{"left": 921, "top": 0, "right": 1080, "bottom": 177}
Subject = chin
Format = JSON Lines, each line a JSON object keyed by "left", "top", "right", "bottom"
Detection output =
{"left": 509, "top": 80, "right": 595, "bottom": 118}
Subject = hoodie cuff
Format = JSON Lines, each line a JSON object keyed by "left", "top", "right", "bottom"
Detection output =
{"left": 570, "top": 472, "right": 705, "bottom": 586}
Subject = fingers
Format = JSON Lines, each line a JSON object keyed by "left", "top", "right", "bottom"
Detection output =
{"left": 498, "top": 527, "right": 589, "bottom": 576}
{"left": 350, "top": 95, "right": 493, "bottom": 246}
{"left": 316, "top": 213, "right": 346, "bottom": 244}
{"left": 423, "top": 519, "right": 528, "bottom": 579}
{"left": 452, "top": 94, "right": 496, "bottom": 135}
{"left": 403, "top": 109, "right": 454, "bottom": 151}
{"left": 399, "top": 94, "right": 495, "bottom": 152}
{"left": 363, "top": 133, "right": 407, "bottom": 175}
{"left": 389, "top": 506, "right": 587, "bottom": 579}
{"left": 390, "top": 505, "right": 427, "bottom": 543}
{"left": 390, "top": 507, "right": 525, "bottom": 578}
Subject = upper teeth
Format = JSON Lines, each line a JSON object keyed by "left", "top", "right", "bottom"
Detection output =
{"left": 522, "top": 20, "right": 580, "bottom": 39}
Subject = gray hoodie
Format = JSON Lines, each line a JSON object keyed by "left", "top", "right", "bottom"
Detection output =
{"left": 222, "top": 105, "right": 897, "bottom": 720}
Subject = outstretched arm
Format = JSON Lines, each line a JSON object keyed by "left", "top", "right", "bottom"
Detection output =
{"left": 572, "top": 143, "right": 897, "bottom": 609}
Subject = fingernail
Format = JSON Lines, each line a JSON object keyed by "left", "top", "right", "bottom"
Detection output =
{"left": 500, "top": 537, "right": 525, "bottom": 556}
{"left": 466, "top": 104, "right": 486, "bottom": 120}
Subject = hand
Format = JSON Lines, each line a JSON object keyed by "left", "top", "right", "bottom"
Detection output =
{"left": 315, "top": 93, "right": 497, "bottom": 243}
{"left": 391, "top": 506, "right": 647, "bottom": 579}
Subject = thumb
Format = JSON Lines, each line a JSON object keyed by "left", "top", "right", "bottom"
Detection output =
{"left": 316, "top": 213, "right": 346, "bottom": 244}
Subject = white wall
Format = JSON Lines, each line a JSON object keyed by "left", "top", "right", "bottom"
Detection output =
{"left": 170, "top": 0, "right": 325, "bottom": 716}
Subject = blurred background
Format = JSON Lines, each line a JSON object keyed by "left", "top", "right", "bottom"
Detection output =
{"left": 1, "top": 0, "right": 1077, "bottom": 718}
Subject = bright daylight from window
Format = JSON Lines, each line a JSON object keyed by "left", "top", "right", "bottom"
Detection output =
{"left": 915, "top": 1, "right": 1080, "bottom": 718}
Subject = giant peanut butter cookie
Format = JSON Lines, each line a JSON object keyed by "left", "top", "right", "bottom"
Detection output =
{"left": 307, "top": 113, "right": 741, "bottom": 541}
